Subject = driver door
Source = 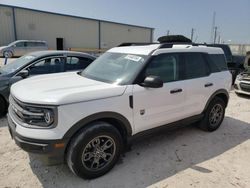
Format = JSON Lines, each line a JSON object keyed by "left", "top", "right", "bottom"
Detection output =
{"left": 133, "top": 53, "right": 187, "bottom": 134}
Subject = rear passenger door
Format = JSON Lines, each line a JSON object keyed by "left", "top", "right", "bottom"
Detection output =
{"left": 26, "top": 42, "right": 36, "bottom": 53}
{"left": 181, "top": 52, "right": 214, "bottom": 117}
{"left": 66, "top": 56, "right": 93, "bottom": 71}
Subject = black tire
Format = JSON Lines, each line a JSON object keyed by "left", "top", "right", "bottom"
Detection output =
{"left": 66, "top": 121, "right": 123, "bottom": 179}
{"left": 0, "top": 96, "right": 7, "bottom": 117}
{"left": 198, "top": 97, "right": 226, "bottom": 132}
{"left": 3, "top": 51, "right": 13, "bottom": 58}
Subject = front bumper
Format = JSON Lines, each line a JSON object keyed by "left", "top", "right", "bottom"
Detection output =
{"left": 7, "top": 114, "right": 69, "bottom": 165}
{"left": 234, "top": 79, "right": 250, "bottom": 96}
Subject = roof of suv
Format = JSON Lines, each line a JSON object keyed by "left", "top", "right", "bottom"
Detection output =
{"left": 109, "top": 43, "right": 224, "bottom": 56}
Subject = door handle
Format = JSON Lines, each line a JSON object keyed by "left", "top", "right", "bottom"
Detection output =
{"left": 205, "top": 83, "right": 213, "bottom": 87}
{"left": 170, "top": 88, "right": 182, "bottom": 94}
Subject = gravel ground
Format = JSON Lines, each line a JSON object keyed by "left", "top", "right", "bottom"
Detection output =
{"left": 0, "top": 58, "right": 16, "bottom": 67}
{"left": 0, "top": 91, "right": 250, "bottom": 188}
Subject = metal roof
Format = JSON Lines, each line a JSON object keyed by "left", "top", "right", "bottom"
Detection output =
{"left": 0, "top": 3, "right": 154, "bottom": 30}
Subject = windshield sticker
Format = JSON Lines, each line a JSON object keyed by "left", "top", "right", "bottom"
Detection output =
{"left": 24, "top": 56, "right": 35, "bottom": 60}
{"left": 124, "top": 55, "right": 142, "bottom": 62}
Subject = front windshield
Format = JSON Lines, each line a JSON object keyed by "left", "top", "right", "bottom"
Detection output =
{"left": 0, "top": 55, "right": 36, "bottom": 75}
{"left": 81, "top": 52, "right": 148, "bottom": 85}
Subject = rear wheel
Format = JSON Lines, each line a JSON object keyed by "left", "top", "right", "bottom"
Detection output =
{"left": 198, "top": 97, "right": 226, "bottom": 132}
{"left": 66, "top": 122, "right": 123, "bottom": 179}
{"left": 3, "top": 51, "right": 13, "bottom": 58}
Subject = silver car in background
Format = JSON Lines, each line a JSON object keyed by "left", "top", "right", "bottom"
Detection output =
{"left": 0, "top": 40, "right": 48, "bottom": 58}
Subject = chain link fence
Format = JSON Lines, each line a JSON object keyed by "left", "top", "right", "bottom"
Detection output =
{"left": 228, "top": 44, "right": 250, "bottom": 55}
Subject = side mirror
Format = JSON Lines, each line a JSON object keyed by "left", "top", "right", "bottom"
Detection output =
{"left": 17, "top": 70, "right": 29, "bottom": 78}
{"left": 140, "top": 76, "right": 163, "bottom": 88}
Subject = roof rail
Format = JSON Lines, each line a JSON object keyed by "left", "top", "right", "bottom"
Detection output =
{"left": 117, "top": 42, "right": 211, "bottom": 50}
{"left": 117, "top": 42, "right": 158, "bottom": 47}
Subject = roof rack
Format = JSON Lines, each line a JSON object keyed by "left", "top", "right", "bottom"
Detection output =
{"left": 158, "top": 42, "right": 201, "bottom": 49}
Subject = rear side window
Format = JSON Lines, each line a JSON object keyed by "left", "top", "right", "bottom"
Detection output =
{"left": 184, "top": 53, "right": 209, "bottom": 79}
{"left": 37, "top": 42, "right": 46, "bottom": 46}
{"left": 27, "top": 42, "right": 46, "bottom": 47}
{"left": 66, "top": 56, "right": 93, "bottom": 71}
{"left": 209, "top": 54, "right": 228, "bottom": 71}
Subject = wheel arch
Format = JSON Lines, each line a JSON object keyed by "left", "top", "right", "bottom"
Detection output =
{"left": 203, "top": 89, "right": 229, "bottom": 113}
{"left": 63, "top": 112, "right": 132, "bottom": 144}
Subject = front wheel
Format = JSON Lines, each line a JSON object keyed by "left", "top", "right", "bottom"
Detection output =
{"left": 198, "top": 97, "right": 226, "bottom": 132}
{"left": 66, "top": 122, "right": 123, "bottom": 179}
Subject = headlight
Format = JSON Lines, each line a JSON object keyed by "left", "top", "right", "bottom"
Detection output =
{"left": 236, "top": 74, "right": 242, "bottom": 81}
{"left": 9, "top": 95, "right": 57, "bottom": 128}
{"left": 24, "top": 106, "right": 56, "bottom": 127}
{"left": 44, "top": 109, "right": 54, "bottom": 125}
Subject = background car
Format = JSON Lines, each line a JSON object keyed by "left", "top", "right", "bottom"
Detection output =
{"left": 0, "top": 50, "right": 96, "bottom": 116}
{"left": 207, "top": 44, "right": 245, "bottom": 84}
{"left": 0, "top": 40, "right": 48, "bottom": 58}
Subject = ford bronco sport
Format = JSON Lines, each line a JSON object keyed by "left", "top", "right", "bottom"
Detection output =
{"left": 8, "top": 43, "right": 232, "bottom": 179}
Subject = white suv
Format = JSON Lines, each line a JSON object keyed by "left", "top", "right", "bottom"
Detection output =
{"left": 8, "top": 43, "right": 232, "bottom": 179}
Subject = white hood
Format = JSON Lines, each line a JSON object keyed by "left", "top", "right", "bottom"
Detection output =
{"left": 11, "top": 72, "right": 127, "bottom": 105}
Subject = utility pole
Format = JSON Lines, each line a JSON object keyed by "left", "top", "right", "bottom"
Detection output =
{"left": 218, "top": 34, "right": 221, "bottom": 44}
{"left": 210, "top": 11, "right": 216, "bottom": 43}
{"left": 167, "top": 30, "right": 170, "bottom": 36}
{"left": 213, "top": 26, "right": 218, "bottom": 44}
{"left": 191, "top": 28, "right": 194, "bottom": 41}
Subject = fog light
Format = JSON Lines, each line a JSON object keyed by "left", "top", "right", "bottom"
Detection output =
{"left": 234, "top": 84, "right": 239, "bottom": 90}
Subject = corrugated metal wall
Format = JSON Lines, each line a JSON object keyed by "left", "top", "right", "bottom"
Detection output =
{"left": 0, "top": 5, "right": 153, "bottom": 50}
{"left": 15, "top": 8, "right": 99, "bottom": 49}
{"left": 0, "top": 6, "right": 15, "bottom": 46}
{"left": 100, "top": 22, "right": 152, "bottom": 48}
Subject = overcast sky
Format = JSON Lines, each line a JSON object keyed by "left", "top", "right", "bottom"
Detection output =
{"left": 1, "top": 0, "right": 250, "bottom": 44}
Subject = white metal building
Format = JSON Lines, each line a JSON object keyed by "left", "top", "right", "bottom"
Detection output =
{"left": 0, "top": 4, "right": 154, "bottom": 51}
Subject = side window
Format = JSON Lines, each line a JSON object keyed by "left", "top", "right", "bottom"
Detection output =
{"left": 37, "top": 42, "right": 46, "bottom": 47}
{"left": 184, "top": 53, "right": 209, "bottom": 79}
{"left": 15, "top": 42, "right": 24, "bottom": 47}
{"left": 209, "top": 54, "right": 228, "bottom": 71}
{"left": 26, "top": 42, "right": 35, "bottom": 47}
{"left": 28, "top": 57, "right": 65, "bottom": 75}
{"left": 145, "top": 53, "right": 182, "bottom": 83}
{"left": 66, "top": 56, "right": 93, "bottom": 71}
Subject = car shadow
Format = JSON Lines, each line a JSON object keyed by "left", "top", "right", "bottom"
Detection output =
{"left": 29, "top": 116, "right": 250, "bottom": 188}
{"left": 236, "top": 93, "right": 250, "bottom": 99}
{"left": 0, "top": 115, "right": 7, "bottom": 127}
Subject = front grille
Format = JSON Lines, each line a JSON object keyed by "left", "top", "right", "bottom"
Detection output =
{"left": 242, "top": 78, "right": 250, "bottom": 81}
{"left": 240, "top": 83, "right": 250, "bottom": 92}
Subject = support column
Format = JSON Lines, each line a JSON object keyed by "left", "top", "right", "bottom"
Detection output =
{"left": 12, "top": 7, "right": 17, "bottom": 41}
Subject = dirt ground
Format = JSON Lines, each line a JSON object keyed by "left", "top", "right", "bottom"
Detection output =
{"left": 0, "top": 58, "right": 16, "bottom": 67}
{"left": 0, "top": 91, "right": 250, "bottom": 188}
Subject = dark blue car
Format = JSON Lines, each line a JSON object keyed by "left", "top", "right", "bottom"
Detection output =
{"left": 0, "top": 50, "right": 96, "bottom": 116}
